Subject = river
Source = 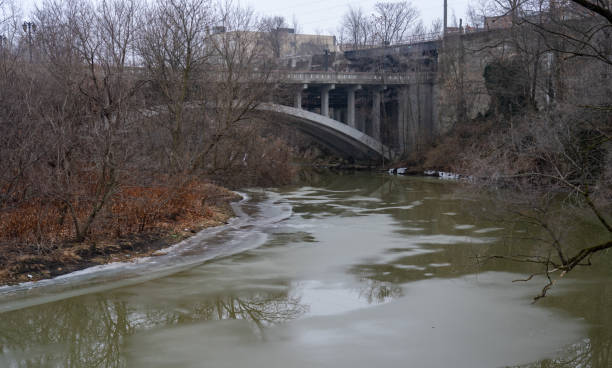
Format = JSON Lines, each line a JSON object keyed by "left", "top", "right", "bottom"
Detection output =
{"left": 0, "top": 172, "right": 610, "bottom": 367}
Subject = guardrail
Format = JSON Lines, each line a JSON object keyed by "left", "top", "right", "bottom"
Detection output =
{"left": 280, "top": 71, "right": 436, "bottom": 84}
{"left": 339, "top": 32, "right": 443, "bottom": 51}
{"left": 126, "top": 67, "right": 435, "bottom": 85}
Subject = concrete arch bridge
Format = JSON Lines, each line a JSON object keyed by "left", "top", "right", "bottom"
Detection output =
{"left": 256, "top": 103, "right": 395, "bottom": 161}
{"left": 144, "top": 69, "right": 437, "bottom": 161}
{"left": 262, "top": 70, "right": 438, "bottom": 161}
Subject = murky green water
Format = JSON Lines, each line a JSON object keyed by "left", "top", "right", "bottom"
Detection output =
{"left": 1, "top": 173, "right": 610, "bottom": 367}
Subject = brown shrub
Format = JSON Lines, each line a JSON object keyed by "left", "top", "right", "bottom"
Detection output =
{"left": 421, "top": 120, "right": 498, "bottom": 171}
{"left": 0, "top": 179, "right": 238, "bottom": 247}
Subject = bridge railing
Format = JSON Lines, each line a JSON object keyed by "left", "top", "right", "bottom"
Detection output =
{"left": 339, "top": 32, "right": 443, "bottom": 51}
{"left": 279, "top": 71, "right": 436, "bottom": 85}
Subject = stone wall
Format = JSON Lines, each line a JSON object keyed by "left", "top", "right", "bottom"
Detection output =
{"left": 436, "top": 24, "right": 611, "bottom": 135}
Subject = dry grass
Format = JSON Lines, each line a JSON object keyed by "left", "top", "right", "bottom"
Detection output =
{"left": 0, "top": 179, "right": 240, "bottom": 285}
{"left": 393, "top": 120, "right": 498, "bottom": 172}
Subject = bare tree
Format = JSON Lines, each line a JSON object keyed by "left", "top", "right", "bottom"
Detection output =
{"left": 412, "top": 20, "right": 427, "bottom": 36}
{"left": 260, "top": 15, "right": 288, "bottom": 59}
{"left": 536, "top": 0, "right": 611, "bottom": 68}
{"left": 33, "top": 0, "right": 145, "bottom": 242}
{"left": 187, "top": 1, "right": 279, "bottom": 176}
{"left": 371, "top": 1, "right": 420, "bottom": 45}
{"left": 0, "top": 0, "right": 34, "bottom": 210}
{"left": 430, "top": 17, "right": 444, "bottom": 37}
{"left": 477, "top": 0, "right": 611, "bottom": 66}
{"left": 138, "top": 0, "right": 214, "bottom": 169}
{"left": 467, "top": 0, "right": 496, "bottom": 28}
{"left": 340, "top": 6, "right": 372, "bottom": 49}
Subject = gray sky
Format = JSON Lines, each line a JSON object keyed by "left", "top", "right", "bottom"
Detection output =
{"left": 18, "top": 0, "right": 471, "bottom": 35}
{"left": 241, "top": 0, "right": 471, "bottom": 34}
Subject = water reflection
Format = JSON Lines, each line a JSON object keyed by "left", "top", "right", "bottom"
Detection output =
{"left": 513, "top": 280, "right": 612, "bottom": 368}
{"left": 0, "top": 290, "right": 306, "bottom": 367}
{"left": 189, "top": 294, "right": 307, "bottom": 330}
{"left": 512, "top": 337, "right": 609, "bottom": 368}
{"left": 512, "top": 330, "right": 611, "bottom": 368}
{"left": 357, "top": 278, "right": 403, "bottom": 304}
{"left": 0, "top": 298, "right": 132, "bottom": 367}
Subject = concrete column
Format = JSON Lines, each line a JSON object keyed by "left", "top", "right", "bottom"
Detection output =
{"left": 295, "top": 92, "right": 302, "bottom": 109}
{"left": 333, "top": 108, "right": 342, "bottom": 122}
{"left": 346, "top": 85, "right": 362, "bottom": 129}
{"left": 397, "top": 86, "right": 409, "bottom": 153}
{"left": 294, "top": 84, "right": 308, "bottom": 109}
{"left": 424, "top": 82, "right": 435, "bottom": 141}
{"left": 431, "top": 81, "right": 439, "bottom": 138}
{"left": 371, "top": 86, "right": 386, "bottom": 141}
{"left": 407, "top": 83, "right": 421, "bottom": 151}
{"left": 321, "top": 84, "right": 335, "bottom": 117}
{"left": 267, "top": 84, "right": 278, "bottom": 103}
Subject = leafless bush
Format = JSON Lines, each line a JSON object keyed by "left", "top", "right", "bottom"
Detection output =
{"left": 462, "top": 104, "right": 611, "bottom": 300}
{"left": 0, "top": 0, "right": 295, "bottom": 258}
{"left": 339, "top": 1, "right": 421, "bottom": 48}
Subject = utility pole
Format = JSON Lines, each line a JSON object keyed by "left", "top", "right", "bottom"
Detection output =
{"left": 443, "top": 0, "right": 448, "bottom": 36}
{"left": 0, "top": 34, "right": 6, "bottom": 63}
{"left": 22, "top": 21, "right": 36, "bottom": 62}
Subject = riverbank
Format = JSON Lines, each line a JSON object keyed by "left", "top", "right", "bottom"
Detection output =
{"left": 0, "top": 183, "right": 241, "bottom": 286}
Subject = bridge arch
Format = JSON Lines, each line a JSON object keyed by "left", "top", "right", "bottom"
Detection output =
{"left": 256, "top": 103, "right": 395, "bottom": 160}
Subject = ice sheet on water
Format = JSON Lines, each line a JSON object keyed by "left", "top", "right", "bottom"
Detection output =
{"left": 0, "top": 190, "right": 293, "bottom": 311}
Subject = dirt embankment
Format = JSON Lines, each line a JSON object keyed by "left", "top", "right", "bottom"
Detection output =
{"left": 0, "top": 183, "right": 241, "bottom": 286}
{"left": 390, "top": 120, "right": 498, "bottom": 174}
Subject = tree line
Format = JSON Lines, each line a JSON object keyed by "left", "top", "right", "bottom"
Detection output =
{"left": 338, "top": 2, "right": 443, "bottom": 49}
{"left": 0, "top": 0, "right": 294, "bottom": 258}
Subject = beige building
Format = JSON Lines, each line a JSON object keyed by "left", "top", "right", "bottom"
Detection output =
{"left": 278, "top": 31, "right": 337, "bottom": 57}
{"left": 210, "top": 27, "right": 336, "bottom": 59}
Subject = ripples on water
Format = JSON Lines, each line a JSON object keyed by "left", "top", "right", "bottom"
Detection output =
{"left": 0, "top": 173, "right": 610, "bottom": 367}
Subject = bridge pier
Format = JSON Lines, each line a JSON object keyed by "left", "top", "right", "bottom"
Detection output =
{"left": 372, "top": 86, "right": 387, "bottom": 140}
{"left": 371, "top": 86, "right": 385, "bottom": 141}
{"left": 408, "top": 83, "right": 422, "bottom": 151}
{"left": 294, "top": 84, "right": 308, "bottom": 109}
{"left": 397, "top": 86, "right": 409, "bottom": 153}
{"left": 333, "top": 108, "right": 342, "bottom": 122}
{"left": 321, "top": 84, "right": 335, "bottom": 117}
{"left": 346, "top": 85, "right": 361, "bottom": 129}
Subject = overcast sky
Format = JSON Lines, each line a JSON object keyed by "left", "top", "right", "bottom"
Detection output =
{"left": 18, "top": 0, "right": 471, "bottom": 35}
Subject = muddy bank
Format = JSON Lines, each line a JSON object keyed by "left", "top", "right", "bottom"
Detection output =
{"left": 0, "top": 188, "right": 241, "bottom": 286}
